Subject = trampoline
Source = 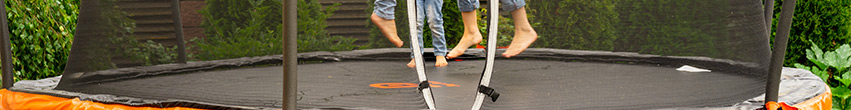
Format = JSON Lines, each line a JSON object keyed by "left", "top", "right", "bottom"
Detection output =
{"left": 294, "top": 48, "right": 829, "bottom": 109}
{"left": 0, "top": 0, "right": 833, "bottom": 110}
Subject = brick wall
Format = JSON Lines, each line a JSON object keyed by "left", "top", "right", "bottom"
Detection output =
{"left": 180, "top": 0, "right": 205, "bottom": 44}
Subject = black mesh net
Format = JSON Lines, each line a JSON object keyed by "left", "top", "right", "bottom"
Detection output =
{"left": 53, "top": 0, "right": 283, "bottom": 109}
{"left": 480, "top": 0, "right": 770, "bottom": 109}
{"left": 42, "top": 0, "right": 775, "bottom": 109}
{"left": 299, "top": 0, "right": 772, "bottom": 109}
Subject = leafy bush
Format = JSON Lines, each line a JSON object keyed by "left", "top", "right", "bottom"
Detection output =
{"left": 527, "top": 0, "right": 616, "bottom": 50}
{"left": 615, "top": 1, "right": 732, "bottom": 57}
{"left": 58, "top": 0, "right": 177, "bottom": 73}
{"left": 194, "top": 0, "right": 284, "bottom": 60}
{"left": 297, "top": 0, "right": 357, "bottom": 52}
{"left": 4, "top": 0, "right": 79, "bottom": 81}
{"left": 794, "top": 42, "right": 851, "bottom": 110}
{"left": 772, "top": 0, "right": 851, "bottom": 67}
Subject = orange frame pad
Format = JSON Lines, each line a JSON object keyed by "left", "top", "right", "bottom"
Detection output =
{"left": 791, "top": 83, "right": 832, "bottom": 110}
{"left": 0, "top": 89, "right": 206, "bottom": 110}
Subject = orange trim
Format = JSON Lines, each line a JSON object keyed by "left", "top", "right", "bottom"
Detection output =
{"left": 369, "top": 81, "right": 460, "bottom": 89}
{"left": 0, "top": 89, "right": 206, "bottom": 110}
{"left": 766, "top": 101, "right": 799, "bottom": 110}
{"left": 791, "top": 83, "right": 833, "bottom": 110}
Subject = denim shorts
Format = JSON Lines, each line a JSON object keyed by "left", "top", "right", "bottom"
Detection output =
{"left": 457, "top": 0, "right": 526, "bottom": 12}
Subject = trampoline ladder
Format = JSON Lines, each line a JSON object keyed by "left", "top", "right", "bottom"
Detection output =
{"left": 405, "top": 0, "right": 437, "bottom": 109}
{"left": 471, "top": 1, "right": 500, "bottom": 110}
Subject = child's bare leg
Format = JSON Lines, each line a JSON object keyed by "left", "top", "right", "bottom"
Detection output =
{"left": 407, "top": 59, "right": 416, "bottom": 68}
{"left": 447, "top": 11, "right": 483, "bottom": 59}
{"left": 502, "top": 7, "right": 537, "bottom": 58}
{"left": 371, "top": 13, "right": 404, "bottom": 47}
{"left": 435, "top": 56, "right": 448, "bottom": 67}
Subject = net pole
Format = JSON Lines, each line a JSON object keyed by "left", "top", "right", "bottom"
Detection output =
{"left": 0, "top": 0, "right": 14, "bottom": 89}
{"left": 764, "top": 0, "right": 774, "bottom": 34}
{"left": 766, "top": 0, "right": 796, "bottom": 102}
{"left": 171, "top": 0, "right": 187, "bottom": 64}
{"left": 283, "top": 0, "right": 297, "bottom": 109}
{"left": 471, "top": 0, "right": 498, "bottom": 109}
{"left": 405, "top": 0, "right": 437, "bottom": 109}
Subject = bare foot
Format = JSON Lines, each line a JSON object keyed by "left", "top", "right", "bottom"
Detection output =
{"left": 407, "top": 59, "right": 416, "bottom": 68}
{"left": 502, "top": 7, "right": 538, "bottom": 58}
{"left": 371, "top": 13, "right": 404, "bottom": 47}
{"left": 502, "top": 28, "right": 537, "bottom": 58}
{"left": 447, "top": 11, "right": 483, "bottom": 59}
{"left": 435, "top": 56, "right": 448, "bottom": 67}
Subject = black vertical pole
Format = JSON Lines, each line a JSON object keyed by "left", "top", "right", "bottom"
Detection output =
{"left": 283, "top": 0, "right": 297, "bottom": 109}
{"left": 0, "top": 0, "right": 15, "bottom": 89}
{"left": 764, "top": 0, "right": 774, "bottom": 33}
{"left": 766, "top": 0, "right": 796, "bottom": 102}
{"left": 171, "top": 0, "right": 187, "bottom": 64}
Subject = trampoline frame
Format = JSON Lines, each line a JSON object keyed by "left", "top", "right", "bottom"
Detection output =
{"left": 0, "top": 0, "right": 799, "bottom": 109}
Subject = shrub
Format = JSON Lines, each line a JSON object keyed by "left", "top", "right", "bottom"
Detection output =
{"left": 4, "top": 0, "right": 79, "bottom": 81}
{"left": 794, "top": 42, "right": 851, "bottom": 110}
{"left": 527, "top": 0, "right": 617, "bottom": 50}
{"left": 772, "top": 0, "right": 851, "bottom": 66}
{"left": 194, "top": 0, "right": 284, "bottom": 60}
{"left": 297, "top": 0, "right": 357, "bottom": 52}
{"left": 57, "top": 0, "right": 176, "bottom": 73}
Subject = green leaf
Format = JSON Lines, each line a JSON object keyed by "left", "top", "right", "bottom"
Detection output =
{"left": 838, "top": 44, "right": 851, "bottom": 59}
{"left": 837, "top": 76, "right": 851, "bottom": 87}
{"left": 832, "top": 87, "right": 851, "bottom": 99}
{"left": 825, "top": 52, "right": 838, "bottom": 67}
{"left": 807, "top": 48, "right": 828, "bottom": 69}
{"left": 795, "top": 63, "right": 811, "bottom": 70}
{"left": 812, "top": 67, "right": 830, "bottom": 82}
{"left": 837, "top": 44, "right": 851, "bottom": 70}
{"left": 812, "top": 41, "right": 825, "bottom": 60}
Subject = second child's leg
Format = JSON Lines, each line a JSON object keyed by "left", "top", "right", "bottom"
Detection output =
{"left": 447, "top": 0, "right": 483, "bottom": 59}
{"left": 371, "top": 0, "right": 404, "bottom": 47}
{"left": 425, "top": 0, "right": 448, "bottom": 67}
{"left": 409, "top": 0, "right": 428, "bottom": 68}
{"left": 500, "top": 0, "right": 537, "bottom": 58}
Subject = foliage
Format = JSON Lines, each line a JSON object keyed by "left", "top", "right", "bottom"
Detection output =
{"left": 527, "top": 0, "right": 616, "bottom": 50}
{"left": 793, "top": 42, "right": 851, "bottom": 110}
{"left": 63, "top": 0, "right": 177, "bottom": 72}
{"left": 297, "top": 0, "right": 357, "bottom": 52}
{"left": 194, "top": 0, "right": 284, "bottom": 60}
{"left": 4, "top": 0, "right": 79, "bottom": 81}
{"left": 614, "top": 1, "right": 728, "bottom": 57}
{"left": 364, "top": 0, "right": 465, "bottom": 49}
{"left": 772, "top": 0, "right": 851, "bottom": 67}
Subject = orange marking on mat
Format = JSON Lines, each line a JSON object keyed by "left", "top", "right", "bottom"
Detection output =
{"left": 370, "top": 83, "right": 419, "bottom": 88}
{"left": 428, "top": 81, "right": 460, "bottom": 87}
{"left": 370, "top": 81, "right": 459, "bottom": 89}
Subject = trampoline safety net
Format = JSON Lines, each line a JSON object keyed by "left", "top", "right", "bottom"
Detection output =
{"left": 48, "top": 0, "right": 283, "bottom": 109}
{"left": 297, "top": 0, "right": 775, "bottom": 109}
{"left": 6, "top": 0, "right": 818, "bottom": 110}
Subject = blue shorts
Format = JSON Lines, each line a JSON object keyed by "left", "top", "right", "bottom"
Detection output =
{"left": 457, "top": 0, "right": 526, "bottom": 12}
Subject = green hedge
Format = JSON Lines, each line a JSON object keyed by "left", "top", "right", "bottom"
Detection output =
{"left": 4, "top": 0, "right": 79, "bottom": 81}
{"left": 527, "top": 0, "right": 616, "bottom": 50}
{"left": 297, "top": 0, "right": 357, "bottom": 52}
{"left": 772, "top": 0, "right": 851, "bottom": 67}
{"left": 194, "top": 0, "right": 284, "bottom": 60}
